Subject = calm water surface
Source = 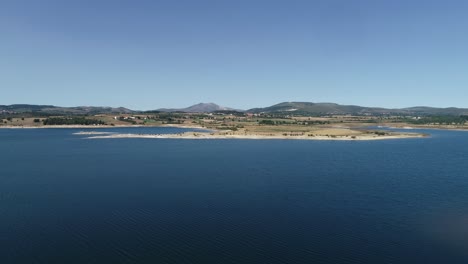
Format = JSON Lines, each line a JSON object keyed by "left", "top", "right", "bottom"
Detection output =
{"left": 1, "top": 127, "right": 468, "bottom": 263}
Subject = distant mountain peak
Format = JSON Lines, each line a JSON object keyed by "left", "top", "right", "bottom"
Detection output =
{"left": 156, "top": 102, "right": 236, "bottom": 113}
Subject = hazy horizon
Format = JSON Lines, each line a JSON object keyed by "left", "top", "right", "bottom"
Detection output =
{"left": 2, "top": 0, "right": 468, "bottom": 110}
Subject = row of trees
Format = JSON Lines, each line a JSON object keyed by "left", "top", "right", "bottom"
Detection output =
{"left": 43, "top": 117, "right": 105, "bottom": 125}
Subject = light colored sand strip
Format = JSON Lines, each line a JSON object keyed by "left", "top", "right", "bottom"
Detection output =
{"left": 73, "top": 131, "right": 116, "bottom": 135}
{"left": 84, "top": 132, "right": 427, "bottom": 141}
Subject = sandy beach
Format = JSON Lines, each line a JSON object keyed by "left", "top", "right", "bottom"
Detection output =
{"left": 2, "top": 123, "right": 428, "bottom": 140}
{"left": 80, "top": 130, "right": 426, "bottom": 141}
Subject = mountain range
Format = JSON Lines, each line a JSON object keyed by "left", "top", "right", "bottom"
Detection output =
{"left": 2, "top": 102, "right": 468, "bottom": 116}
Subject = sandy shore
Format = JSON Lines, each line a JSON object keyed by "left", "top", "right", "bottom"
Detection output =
{"left": 73, "top": 131, "right": 116, "bottom": 135}
{"left": 2, "top": 124, "right": 427, "bottom": 140}
{"left": 82, "top": 131, "right": 426, "bottom": 141}
{"left": 382, "top": 124, "right": 468, "bottom": 131}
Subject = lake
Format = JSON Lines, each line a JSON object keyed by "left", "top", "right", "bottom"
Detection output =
{"left": 1, "top": 127, "right": 468, "bottom": 263}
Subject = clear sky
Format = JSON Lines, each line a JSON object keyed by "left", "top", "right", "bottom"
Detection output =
{"left": 1, "top": 0, "right": 467, "bottom": 110}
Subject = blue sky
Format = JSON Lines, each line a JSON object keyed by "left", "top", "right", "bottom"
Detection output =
{"left": 1, "top": 0, "right": 467, "bottom": 110}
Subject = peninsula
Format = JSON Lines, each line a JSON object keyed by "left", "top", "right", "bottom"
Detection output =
{"left": 75, "top": 128, "right": 425, "bottom": 141}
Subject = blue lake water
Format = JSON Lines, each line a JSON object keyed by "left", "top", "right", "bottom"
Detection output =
{"left": 1, "top": 127, "right": 468, "bottom": 263}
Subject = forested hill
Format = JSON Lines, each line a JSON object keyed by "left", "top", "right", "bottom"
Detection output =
{"left": 0, "top": 104, "right": 134, "bottom": 115}
{"left": 247, "top": 102, "right": 468, "bottom": 116}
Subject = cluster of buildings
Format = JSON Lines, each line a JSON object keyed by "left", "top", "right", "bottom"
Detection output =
{"left": 1, "top": 109, "right": 16, "bottom": 115}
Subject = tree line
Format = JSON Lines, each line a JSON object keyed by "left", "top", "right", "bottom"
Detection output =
{"left": 43, "top": 117, "right": 105, "bottom": 125}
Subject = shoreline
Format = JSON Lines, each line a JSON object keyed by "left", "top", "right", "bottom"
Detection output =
{"left": 0, "top": 125, "right": 146, "bottom": 129}
{"left": 1, "top": 123, "right": 467, "bottom": 131}
{"left": 383, "top": 125, "right": 468, "bottom": 132}
{"left": 81, "top": 132, "right": 427, "bottom": 141}
{"left": 0, "top": 124, "right": 468, "bottom": 132}
{"left": 2, "top": 124, "right": 429, "bottom": 140}
{"left": 0, "top": 124, "right": 208, "bottom": 129}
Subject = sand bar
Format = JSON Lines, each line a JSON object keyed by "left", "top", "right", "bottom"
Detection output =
{"left": 83, "top": 131, "right": 427, "bottom": 141}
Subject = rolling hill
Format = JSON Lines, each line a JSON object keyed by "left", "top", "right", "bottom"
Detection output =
{"left": 2, "top": 102, "right": 468, "bottom": 116}
{"left": 0, "top": 104, "right": 134, "bottom": 115}
{"left": 247, "top": 102, "right": 468, "bottom": 116}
